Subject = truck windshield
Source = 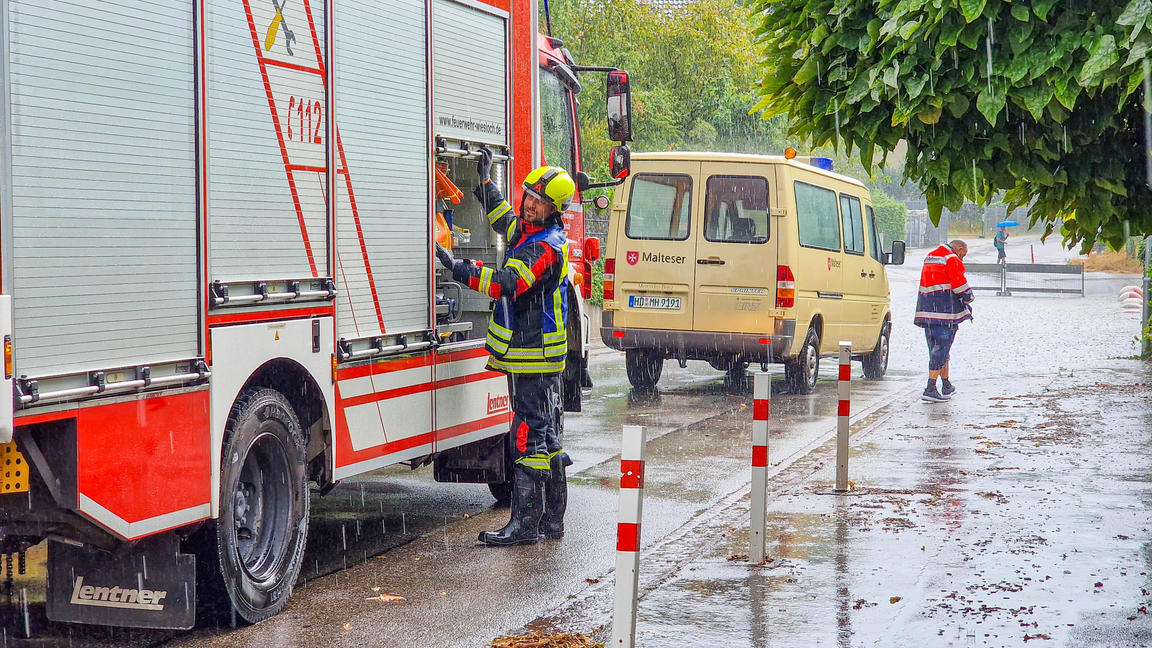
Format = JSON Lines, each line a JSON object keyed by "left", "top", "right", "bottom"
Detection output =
{"left": 540, "top": 67, "right": 576, "bottom": 174}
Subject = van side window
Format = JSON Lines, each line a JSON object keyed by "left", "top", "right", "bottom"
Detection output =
{"left": 839, "top": 195, "right": 865, "bottom": 255}
{"left": 865, "top": 205, "right": 883, "bottom": 263}
{"left": 626, "top": 174, "right": 693, "bottom": 241}
{"left": 704, "top": 176, "right": 769, "bottom": 244}
{"left": 794, "top": 181, "right": 840, "bottom": 251}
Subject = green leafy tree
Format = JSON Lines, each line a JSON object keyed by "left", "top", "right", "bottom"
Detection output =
{"left": 871, "top": 188, "right": 908, "bottom": 244}
{"left": 748, "top": 0, "right": 1152, "bottom": 251}
{"left": 547, "top": 0, "right": 788, "bottom": 179}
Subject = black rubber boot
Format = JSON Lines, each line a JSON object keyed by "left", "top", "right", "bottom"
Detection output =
{"left": 539, "top": 453, "right": 571, "bottom": 540}
{"left": 479, "top": 466, "right": 544, "bottom": 546}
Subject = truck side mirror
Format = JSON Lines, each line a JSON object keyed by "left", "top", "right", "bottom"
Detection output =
{"left": 585, "top": 236, "right": 601, "bottom": 262}
{"left": 886, "top": 240, "right": 906, "bottom": 266}
{"left": 606, "top": 70, "right": 633, "bottom": 143}
{"left": 609, "top": 145, "right": 631, "bottom": 179}
{"left": 575, "top": 171, "right": 591, "bottom": 193}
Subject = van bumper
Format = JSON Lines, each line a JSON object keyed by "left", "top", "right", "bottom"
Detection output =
{"left": 600, "top": 315, "right": 795, "bottom": 362}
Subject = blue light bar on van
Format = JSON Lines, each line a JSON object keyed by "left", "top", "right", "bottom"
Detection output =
{"left": 810, "top": 157, "right": 833, "bottom": 171}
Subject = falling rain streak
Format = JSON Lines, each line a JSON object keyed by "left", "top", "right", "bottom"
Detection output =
{"left": 986, "top": 18, "right": 994, "bottom": 95}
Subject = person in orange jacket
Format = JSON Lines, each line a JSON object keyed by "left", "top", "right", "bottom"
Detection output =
{"left": 913, "top": 240, "right": 973, "bottom": 402}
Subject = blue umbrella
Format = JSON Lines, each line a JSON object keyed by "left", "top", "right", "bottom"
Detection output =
{"left": 996, "top": 220, "right": 1019, "bottom": 227}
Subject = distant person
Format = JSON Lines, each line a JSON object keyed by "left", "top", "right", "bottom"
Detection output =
{"left": 914, "top": 240, "right": 974, "bottom": 403}
{"left": 994, "top": 227, "right": 1009, "bottom": 264}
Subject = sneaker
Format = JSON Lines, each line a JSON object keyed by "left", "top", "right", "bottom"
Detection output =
{"left": 941, "top": 381, "right": 956, "bottom": 397}
{"left": 921, "top": 385, "right": 949, "bottom": 402}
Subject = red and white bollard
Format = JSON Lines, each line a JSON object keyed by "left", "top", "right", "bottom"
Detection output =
{"left": 612, "top": 425, "right": 646, "bottom": 648}
{"left": 835, "top": 342, "right": 851, "bottom": 492}
{"left": 750, "top": 371, "right": 770, "bottom": 563}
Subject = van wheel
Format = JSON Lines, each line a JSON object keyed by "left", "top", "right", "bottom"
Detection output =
{"left": 786, "top": 328, "right": 820, "bottom": 394}
{"left": 211, "top": 388, "right": 309, "bottom": 624}
{"left": 724, "top": 361, "right": 748, "bottom": 386}
{"left": 625, "top": 349, "right": 663, "bottom": 390}
{"left": 862, "top": 322, "right": 891, "bottom": 380}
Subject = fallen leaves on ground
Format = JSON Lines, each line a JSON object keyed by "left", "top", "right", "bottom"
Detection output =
{"left": 490, "top": 631, "right": 604, "bottom": 648}
{"left": 1023, "top": 633, "right": 1051, "bottom": 642}
{"left": 889, "top": 596, "right": 902, "bottom": 604}
{"left": 726, "top": 552, "right": 748, "bottom": 561}
{"left": 365, "top": 593, "right": 406, "bottom": 602}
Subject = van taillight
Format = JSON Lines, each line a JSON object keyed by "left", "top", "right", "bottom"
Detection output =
{"left": 776, "top": 266, "right": 795, "bottom": 308}
{"left": 603, "top": 258, "right": 615, "bottom": 301}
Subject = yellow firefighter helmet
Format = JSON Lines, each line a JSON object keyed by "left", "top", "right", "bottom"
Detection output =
{"left": 522, "top": 166, "right": 576, "bottom": 214}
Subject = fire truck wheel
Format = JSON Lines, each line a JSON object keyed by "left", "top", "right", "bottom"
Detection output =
{"left": 215, "top": 387, "right": 310, "bottom": 624}
{"left": 488, "top": 481, "right": 513, "bottom": 506}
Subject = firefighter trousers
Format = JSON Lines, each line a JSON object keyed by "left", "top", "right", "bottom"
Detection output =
{"left": 506, "top": 373, "right": 563, "bottom": 477}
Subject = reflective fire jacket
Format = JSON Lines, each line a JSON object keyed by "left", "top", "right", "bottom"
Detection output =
{"left": 451, "top": 182, "right": 569, "bottom": 374}
{"left": 913, "top": 244, "right": 974, "bottom": 327}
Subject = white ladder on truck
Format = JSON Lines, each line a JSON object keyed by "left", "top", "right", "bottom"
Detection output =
{"left": 243, "top": 0, "right": 386, "bottom": 337}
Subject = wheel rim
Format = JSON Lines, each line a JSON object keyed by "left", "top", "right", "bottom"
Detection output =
{"left": 804, "top": 342, "right": 818, "bottom": 387}
{"left": 879, "top": 334, "right": 890, "bottom": 372}
{"left": 233, "top": 431, "right": 293, "bottom": 584}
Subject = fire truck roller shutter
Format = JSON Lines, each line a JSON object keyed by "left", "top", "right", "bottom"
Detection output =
{"left": 6, "top": 0, "right": 199, "bottom": 377}
{"left": 206, "top": 0, "right": 330, "bottom": 280}
{"left": 431, "top": 0, "right": 508, "bottom": 148}
{"left": 334, "top": 0, "right": 430, "bottom": 340}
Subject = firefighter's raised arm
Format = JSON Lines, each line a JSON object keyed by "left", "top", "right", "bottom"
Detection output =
{"left": 472, "top": 145, "right": 518, "bottom": 238}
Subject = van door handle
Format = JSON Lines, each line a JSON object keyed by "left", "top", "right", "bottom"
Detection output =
{"left": 859, "top": 270, "right": 868, "bottom": 277}
{"left": 868, "top": 272, "right": 875, "bottom": 278}
{"left": 697, "top": 258, "right": 725, "bottom": 265}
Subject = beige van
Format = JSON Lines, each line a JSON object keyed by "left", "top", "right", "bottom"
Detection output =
{"left": 600, "top": 152, "right": 906, "bottom": 393}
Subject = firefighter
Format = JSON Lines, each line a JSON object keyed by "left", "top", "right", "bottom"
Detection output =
{"left": 435, "top": 146, "right": 574, "bottom": 546}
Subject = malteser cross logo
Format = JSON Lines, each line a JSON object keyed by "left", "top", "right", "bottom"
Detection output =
{"left": 70, "top": 576, "right": 168, "bottom": 612}
{"left": 626, "top": 251, "right": 639, "bottom": 266}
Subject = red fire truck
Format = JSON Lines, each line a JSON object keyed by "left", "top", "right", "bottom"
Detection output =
{"left": 0, "top": 0, "right": 631, "bottom": 629}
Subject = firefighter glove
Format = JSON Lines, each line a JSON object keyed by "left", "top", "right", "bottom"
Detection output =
{"left": 476, "top": 145, "right": 493, "bottom": 183}
{"left": 435, "top": 242, "right": 455, "bottom": 269}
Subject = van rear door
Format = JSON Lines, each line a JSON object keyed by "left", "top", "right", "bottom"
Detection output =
{"left": 613, "top": 164, "right": 699, "bottom": 332}
{"left": 693, "top": 164, "right": 777, "bottom": 333}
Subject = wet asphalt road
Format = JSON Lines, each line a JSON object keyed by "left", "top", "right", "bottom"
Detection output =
{"left": 4, "top": 233, "right": 1145, "bottom": 647}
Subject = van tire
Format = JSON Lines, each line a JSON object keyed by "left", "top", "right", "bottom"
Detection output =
{"left": 862, "top": 322, "right": 891, "bottom": 380}
{"left": 786, "top": 328, "right": 820, "bottom": 394}
{"left": 625, "top": 349, "right": 663, "bottom": 390}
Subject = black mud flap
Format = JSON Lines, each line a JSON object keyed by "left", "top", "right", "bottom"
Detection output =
{"left": 47, "top": 534, "right": 196, "bottom": 629}
{"left": 434, "top": 434, "right": 506, "bottom": 484}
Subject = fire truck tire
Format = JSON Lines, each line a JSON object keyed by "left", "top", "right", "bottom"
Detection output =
{"left": 213, "top": 387, "right": 310, "bottom": 624}
{"left": 488, "top": 481, "right": 513, "bottom": 506}
{"left": 561, "top": 312, "right": 582, "bottom": 412}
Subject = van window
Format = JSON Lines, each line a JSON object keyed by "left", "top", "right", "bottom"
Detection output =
{"left": 704, "top": 176, "right": 769, "bottom": 244}
{"left": 839, "top": 195, "right": 865, "bottom": 255}
{"left": 794, "top": 181, "right": 840, "bottom": 251}
{"left": 865, "top": 205, "right": 883, "bottom": 263}
{"left": 626, "top": 174, "right": 693, "bottom": 240}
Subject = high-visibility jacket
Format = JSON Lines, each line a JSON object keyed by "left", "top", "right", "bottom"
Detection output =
{"left": 914, "top": 244, "right": 974, "bottom": 327}
{"left": 451, "top": 182, "right": 570, "bottom": 374}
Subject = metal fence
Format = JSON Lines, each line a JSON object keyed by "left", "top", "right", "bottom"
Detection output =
{"left": 965, "top": 262, "right": 1085, "bottom": 297}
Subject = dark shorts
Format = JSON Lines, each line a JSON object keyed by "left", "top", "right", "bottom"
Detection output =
{"left": 996, "top": 246, "right": 1006, "bottom": 260}
{"left": 924, "top": 324, "right": 957, "bottom": 371}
